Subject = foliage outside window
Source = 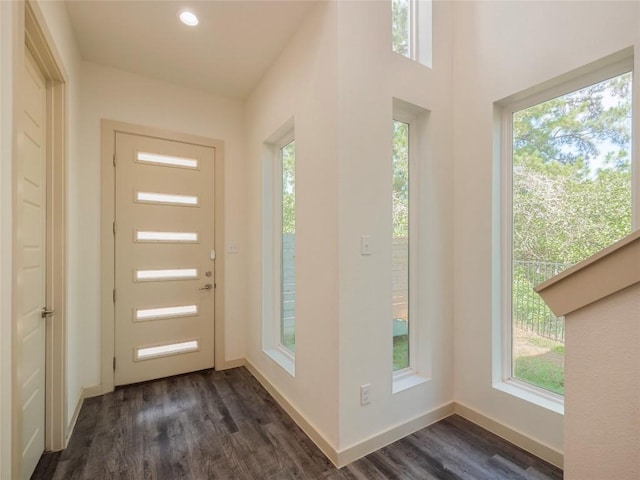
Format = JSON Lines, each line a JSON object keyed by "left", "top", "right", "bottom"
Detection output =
{"left": 280, "top": 140, "right": 296, "bottom": 352}
{"left": 510, "top": 71, "right": 632, "bottom": 395}
{"left": 393, "top": 120, "right": 410, "bottom": 371}
{"left": 392, "top": 0, "right": 411, "bottom": 58}
{"left": 392, "top": 0, "right": 432, "bottom": 68}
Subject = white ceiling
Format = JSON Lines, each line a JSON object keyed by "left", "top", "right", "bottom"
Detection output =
{"left": 65, "top": 0, "right": 318, "bottom": 100}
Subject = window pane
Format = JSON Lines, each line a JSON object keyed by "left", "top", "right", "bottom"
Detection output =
{"left": 135, "top": 191, "right": 199, "bottom": 206}
{"left": 135, "top": 305, "right": 198, "bottom": 321}
{"left": 135, "top": 340, "right": 199, "bottom": 360}
{"left": 135, "top": 268, "right": 198, "bottom": 281}
{"left": 392, "top": 0, "right": 410, "bottom": 57}
{"left": 511, "top": 72, "right": 632, "bottom": 394}
{"left": 135, "top": 231, "right": 198, "bottom": 243}
{"left": 393, "top": 120, "right": 409, "bottom": 371}
{"left": 281, "top": 140, "right": 296, "bottom": 352}
{"left": 136, "top": 151, "right": 198, "bottom": 169}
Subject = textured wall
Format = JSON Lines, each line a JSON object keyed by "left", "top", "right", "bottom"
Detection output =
{"left": 564, "top": 283, "right": 640, "bottom": 479}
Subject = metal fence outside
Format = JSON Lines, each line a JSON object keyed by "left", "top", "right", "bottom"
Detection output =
{"left": 282, "top": 234, "right": 296, "bottom": 342}
{"left": 513, "top": 260, "right": 571, "bottom": 343}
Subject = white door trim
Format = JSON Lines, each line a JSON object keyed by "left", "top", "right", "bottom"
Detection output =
{"left": 25, "top": 1, "right": 68, "bottom": 452}
{"left": 11, "top": 1, "right": 67, "bottom": 477}
{"left": 100, "top": 120, "right": 227, "bottom": 393}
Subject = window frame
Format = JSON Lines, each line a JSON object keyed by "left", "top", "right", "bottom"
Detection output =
{"left": 392, "top": 100, "right": 430, "bottom": 393}
{"left": 262, "top": 123, "right": 296, "bottom": 375}
{"left": 496, "top": 56, "right": 635, "bottom": 409}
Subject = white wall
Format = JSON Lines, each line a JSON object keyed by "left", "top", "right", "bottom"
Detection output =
{"left": 244, "top": 1, "right": 341, "bottom": 448}
{"left": 78, "top": 62, "right": 247, "bottom": 391}
{"left": 336, "top": 0, "right": 454, "bottom": 451}
{"left": 244, "top": 0, "right": 455, "bottom": 459}
{"left": 452, "top": 0, "right": 640, "bottom": 459}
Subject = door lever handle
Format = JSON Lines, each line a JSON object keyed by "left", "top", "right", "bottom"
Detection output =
{"left": 199, "top": 283, "right": 213, "bottom": 291}
{"left": 41, "top": 307, "right": 55, "bottom": 318}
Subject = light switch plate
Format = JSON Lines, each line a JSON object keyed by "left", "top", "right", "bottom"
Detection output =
{"left": 360, "top": 384, "right": 371, "bottom": 405}
{"left": 361, "top": 235, "right": 372, "bottom": 255}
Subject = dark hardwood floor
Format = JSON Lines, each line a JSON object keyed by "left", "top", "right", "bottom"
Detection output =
{"left": 32, "top": 367, "right": 562, "bottom": 479}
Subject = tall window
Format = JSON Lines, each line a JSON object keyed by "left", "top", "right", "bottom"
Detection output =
{"left": 280, "top": 140, "right": 296, "bottom": 353}
{"left": 392, "top": 120, "right": 410, "bottom": 371}
{"left": 503, "top": 65, "right": 633, "bottom": 396}
{"left": 392, "top": 99, "right": 429, "bottom": 391}
{"left": 262, "top": 125, "right": 296, "bottom": 374}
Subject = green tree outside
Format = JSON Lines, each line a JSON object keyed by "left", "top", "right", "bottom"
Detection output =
{"left": 512, "top": 71, "right": 633, "bottom": 394}
{"left": 282, "top": 140, "right": 295, "bottom": 234}
{"left": 513, "top": 72, "right": 632, "bottom": 265}
{"left": 392, "top": 0, "right": 409, "bottom": 56}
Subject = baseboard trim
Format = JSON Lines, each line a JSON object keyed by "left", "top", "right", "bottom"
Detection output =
{"left": 65, "top": 389, "right": 83, "bottom": 446}
{"left": 217, "top": 358, "right": 245, "bottom": 370}
{"left": 454, "top": 402, "right": 564, "bottom": 469}
{"left": 64, "top": 384, "right": 102, "bottom": 447}
{"left": 244, "top": 359, "right": 455, "bottom": 468}
{"left": 82, "top": 385, "right": 103, "bottom": 399}
{"left": 336, "top": 402, "right": 455, "bottom": 467}
{"left": 244, "top": 359, "right": 340, "bottom": 466}
{"left": 241, "top": 364, "right": 564, "bottom": 470}
{"left": 242, "top": 363, "right": 562, "bottom": 469}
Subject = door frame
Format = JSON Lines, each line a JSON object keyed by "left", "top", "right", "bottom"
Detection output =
{"left": 11, "top": 0, "right": 67, "bottom": 475}
{"left": 100, "top": 120, "right": 227, "bottom": 393}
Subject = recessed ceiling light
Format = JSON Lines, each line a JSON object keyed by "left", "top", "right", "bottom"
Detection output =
{"left": 179, "top": 10, "right": 199, "bottom": 27}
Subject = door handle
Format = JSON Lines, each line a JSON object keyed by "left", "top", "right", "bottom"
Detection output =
{"left": 199, "top": 283, "right": 213, "bottom": 291}
{"left": 41, "top": 307, "right": 55, "bottom": 318}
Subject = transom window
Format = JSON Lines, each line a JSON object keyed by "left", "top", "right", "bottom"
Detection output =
{"left": 391, "top": 0, "right": 432, "bottom": 68}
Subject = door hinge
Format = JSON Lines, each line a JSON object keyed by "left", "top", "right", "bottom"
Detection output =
{"left": 113, "top": 289, "right": 116, "bottom": 303}
{"left": 113, "top": 153, "right": 116, "bottom": 167}
{"left": 113, "top": 357, "right": 116, "bottom": 370}
{"left": 113, "top": 221, "right": 116, "bottom": 235}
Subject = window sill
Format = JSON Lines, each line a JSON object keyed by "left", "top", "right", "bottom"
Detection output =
{"left": 392, "top": 369, "right": 428, "bottom": 394}
{"left": 264, "top": 346, "right": 295, "bottom": 377}
{"left": 494, "top": 379, "right": 564, "bottom": 415}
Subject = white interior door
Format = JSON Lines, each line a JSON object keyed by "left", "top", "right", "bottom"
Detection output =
{"left": 18, "top": 48, "right": 47, "bottom": 479}
{"left": 114, "top": 133, "right": 216, "bottom": 386}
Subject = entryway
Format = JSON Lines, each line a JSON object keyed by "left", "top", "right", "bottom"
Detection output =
{"left": 113, "top": 132, "right": 216, "bottom": 385}
{"left": 101, "top": 121, "right": 226, "bottom": 390}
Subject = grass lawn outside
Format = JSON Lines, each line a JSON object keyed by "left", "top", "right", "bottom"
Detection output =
{"left": 513, "top": 327, "right": 564, "bottom": 395}
{"left": 393, "top": 328, "right": 564, "bottom": 395}
{"left": 393, "top": 334, "right": 408, "bottom": 371}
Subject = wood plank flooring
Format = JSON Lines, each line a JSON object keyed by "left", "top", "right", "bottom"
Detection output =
{"left": 32, "top": 367, "right": 562, "bottom": 479}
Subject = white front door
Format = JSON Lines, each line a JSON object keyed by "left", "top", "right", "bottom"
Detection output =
{"left": 113, "top": 133, "right": 216, "bottom": 386}
{"left": 18, "top": 48, "right": 47, "bottom": 480}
